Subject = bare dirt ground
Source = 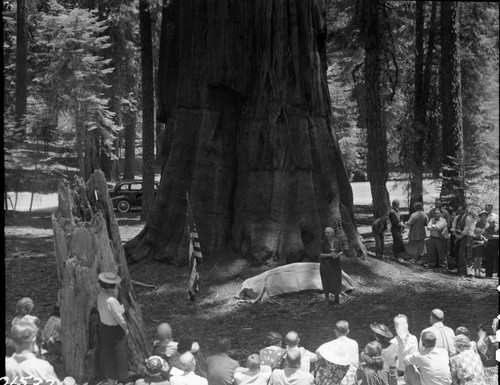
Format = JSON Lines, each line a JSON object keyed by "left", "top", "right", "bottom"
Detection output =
{"left": 4, "top": 209, "right": 498, "bottom": 383}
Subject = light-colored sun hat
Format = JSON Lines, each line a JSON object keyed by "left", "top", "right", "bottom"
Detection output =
{"left": 98, "top": 272, "right": 122, "bottom": 284}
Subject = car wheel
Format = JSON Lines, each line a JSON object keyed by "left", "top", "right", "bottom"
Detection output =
{"left": 116, "top": 200, "right": 131, "bottom": 213}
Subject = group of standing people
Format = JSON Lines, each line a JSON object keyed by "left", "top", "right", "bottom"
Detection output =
{"left": 373, "top": 199, "right": 499, "bottom": 277}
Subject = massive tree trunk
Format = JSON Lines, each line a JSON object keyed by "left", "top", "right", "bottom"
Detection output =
{"left": 125, "top": 0, "right": 367, "bottom": 265}
{"left": 440, "top": 2, "right": 465, "bottom": 209}
{"left": 139, "top": 0, "right": 156, "bottom": 220}
{"left": 15, "top": 0, "right": 28, "bottom": 133}
{"left": 123, "top": 114, "right": 137, "bottom": 180}
{"left": 409, "top": 1, "right": 437, "bottom": 214}
{"left": 359, "top": 0, "right": 390, "bottom": 219}
{"left": 52, "top": 171, "right": 150, "bottom": 384}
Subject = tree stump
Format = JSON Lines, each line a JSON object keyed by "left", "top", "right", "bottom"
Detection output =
{"left": 52, "top": 171, "right": 150, "bottom": 384}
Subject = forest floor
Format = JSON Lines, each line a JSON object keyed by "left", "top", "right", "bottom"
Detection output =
{"left": 4, "top": 208, "right": 498, "bottom": 384}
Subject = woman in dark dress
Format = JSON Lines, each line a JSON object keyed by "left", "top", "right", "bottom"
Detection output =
{"left": 319, "top": 227, "right": 343, "bottom": 305}
{"left": 389, "top": 200, "right": 405, "bottom": 259}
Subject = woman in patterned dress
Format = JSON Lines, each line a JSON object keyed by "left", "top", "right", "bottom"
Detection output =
{"left": 319, "top": 227, "right": 344, "bottom": 305}
{"left": 450, "top": 335, "right": 486, "bottom": 385}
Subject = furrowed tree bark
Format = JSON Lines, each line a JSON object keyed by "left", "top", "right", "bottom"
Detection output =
{"left": 139, "top": 0, "right": 156, "bottom": 220}
{"left": 440, "top": 2, "right": 465, "bottom": 209}
{"left": 359, "top": 0, "right": 390, "bottom": 219}
{"left": 52, "top": 171, "right": 150, "bottom": 383}
{"left": 125, "top": 0, "right": 367, "bottom": 265}
{"left": 15, "top": 0, "right": 28, "bottom": 134}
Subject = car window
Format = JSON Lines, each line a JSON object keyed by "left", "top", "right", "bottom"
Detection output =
{"left": 116, "top": 184, "right": 129, "bottom": 192}
{"left": 130, "top": 183, "right": 143, "bottom": 191}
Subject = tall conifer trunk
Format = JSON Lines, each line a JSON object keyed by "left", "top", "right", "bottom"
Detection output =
{"left": 125, "top": 0, "right": 367, "bottom": 264}
{"left": 359, "top": 0, "right": 390, "bottom": 219}
{"left": 440, "top": 2, "right": 465, "bottom": 208}
{"left": 15, "top": 0, "right": 28, "bottom": 133}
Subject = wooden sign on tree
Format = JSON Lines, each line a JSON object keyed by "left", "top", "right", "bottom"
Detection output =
{"left": 52, "top": 170, "right": 150, "bottom": 384}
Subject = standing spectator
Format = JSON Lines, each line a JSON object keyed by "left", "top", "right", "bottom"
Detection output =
{"left": 389, "top": 200, "right": 406, "bottom": 260}
{"left": 405, "top": 202, "right": 428, "bottom": 262}
{"left": 315, "top": 320, "right": 359, "bottom": 385}
{"left": 476, "top": 317, "right": 499, "bottom": 367}
{"left": 206, "top": 337, "right": 239, "bottom": 385}
{"left": 259, "top": 331, "right": 286, "bottom": 370}
{"left": 369, "top": 324, "right": 398, "bottom": 385}
{"left": 152, "top": 323, "right": 178, "bottom": 362}
{"left": 171, "top": 352, "right": 208, "bottom": 385}
{"left": 96, "top": 272, "right": 129, "bottom": 385}
{"left": 450, "top": 205, "right": 474, "bottom": 276}
{"left": 470, "top": 210, "right": 488, "bottom": 277}
{"left": 234, "top": 354, "right": 271, "bottom": 385}
{"left": 449, "top": 335, "right": 485, "bottom": 385}
{"left": 404, "top": 332, "right": 451, "bottom": 385}
{"left": 372, "top": 215, "right": 388, "bottom": 259}
{"left": 270, "top": 349, "right": 314, "bottom": 385}
{"left": 426, "top": 209, "right": 448, "bottom": 269}
{"left": 428, "top": 199, "right": 450, "bottom": 226}
{"left": 357, "top": 341, "right": 390, "bottom": 385}
{"left": 319, "top": 227, "right": 344, "bottom": 305}
{"left": 391, "top": 314, "right": 419, "bottom": 385}
{"left": 5, "top": 321, "right": 61, "bottom": 384}
{"left": 284, "top": 331, "right": 317, "bottom": 372}
{"left": 135, "top": 356, "right": 170, "bottom": 385}
{"left": 484, "top": 203, "right": 499, "bottom": 278}
{"left": 448, "top": 207, "right": 458, "bottom": 269}
{"left": 419, "top": 309, "right": 455, "bottom": 356}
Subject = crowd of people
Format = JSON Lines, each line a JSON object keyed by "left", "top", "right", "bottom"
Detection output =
{"left": 373, "top": 200, "right": 499, "bottom": 278}
{"left": 5, "top": 292, "right": 499, "bottom": 385}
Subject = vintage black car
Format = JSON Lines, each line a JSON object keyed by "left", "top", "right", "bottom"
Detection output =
{"left": 108, "top": 180, "right": 160, "bottom": 213}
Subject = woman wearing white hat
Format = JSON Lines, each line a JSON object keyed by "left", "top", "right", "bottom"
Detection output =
{"left": 97, "top": 271, "right": 128, "bottom": 385}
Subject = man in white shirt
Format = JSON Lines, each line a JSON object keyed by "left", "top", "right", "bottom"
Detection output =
{"left": 234, "top": 354, "right": 271, "bottom": 385}
{"left": 170, "top": 352, "right": 208, "bottom": 385}
{"left": 419, "top": 309, "right": 455, "bottom": 356}
{"left": 405, "top": 331, "right": 451, "bottom": 385}
{"left": 5, "top": 321, "right": 61, "bottom": 384}
{"left": 284, "top": 331, "right": 317, "bottom": 372}
{"left": 426, "top": 209, "right": 448, "bottom": 269}
{"left": 269, "top": 349, "right": 314, "bottom": 385}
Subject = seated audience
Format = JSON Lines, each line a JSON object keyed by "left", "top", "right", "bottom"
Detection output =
{"left": 370, "top": 323, "right": 398, "bottom": 385}
{"left": 152, "top": 323, "right": 178, "bottom": 362}
{"left": 206, "top": 337, "right": 239, "bottom": 385}
{"left": 170, "top": 337, "right": 207, "bottom": 377}
{"left": 454, "top": 326, "right": 478, "bottom": 353}
{"left": 404, "top": 332, "right": 451, "bottom": 385}
{"left": 284, "top": 331, "right": 317, "bottom": 372}
{"left": 170, "top": 352, "right": 208, "bottom": 385}
{"left": 315, "top": 320, "right": 358, "bottom": 385}
{"left": 357, "top": 341, "right": 390, "bottom": 385}
{"left": 449, "top": 335, "right": 485, "bottom": 385}
{"left": 259, "top": 331, "right": 286, "bottom": 370}
{"left": 12, "top": 297, "right": 42, "bottom": 355}
{"left": 269, "top": 349, "right": 314, "bottom": 385}
{"left": 234, "top": 354, "right": 272, "bottom": 385}
{"left": 391, "top": 314, "right": 419, "bottom": 385}
{"left": 136, "top": 356, "right": 170, "bottom": 385}
{"left": 42, "top": 305, "right": 62, "bottom": 356}
{"left": 5, "top": 321, "right": 61, "bottom": 384}
{"left": 419, "top": 309, "right": 455, "bottom": 356}
{"left": 477, "top": 317, "right": 499, "bottom": 367}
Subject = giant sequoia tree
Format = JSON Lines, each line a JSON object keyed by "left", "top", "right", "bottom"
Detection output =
{"left": 440, "top": 2, "right": 465, "bottom": 208}
{"left": 125, "top": 0, "right": 367, "bottom": 265}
